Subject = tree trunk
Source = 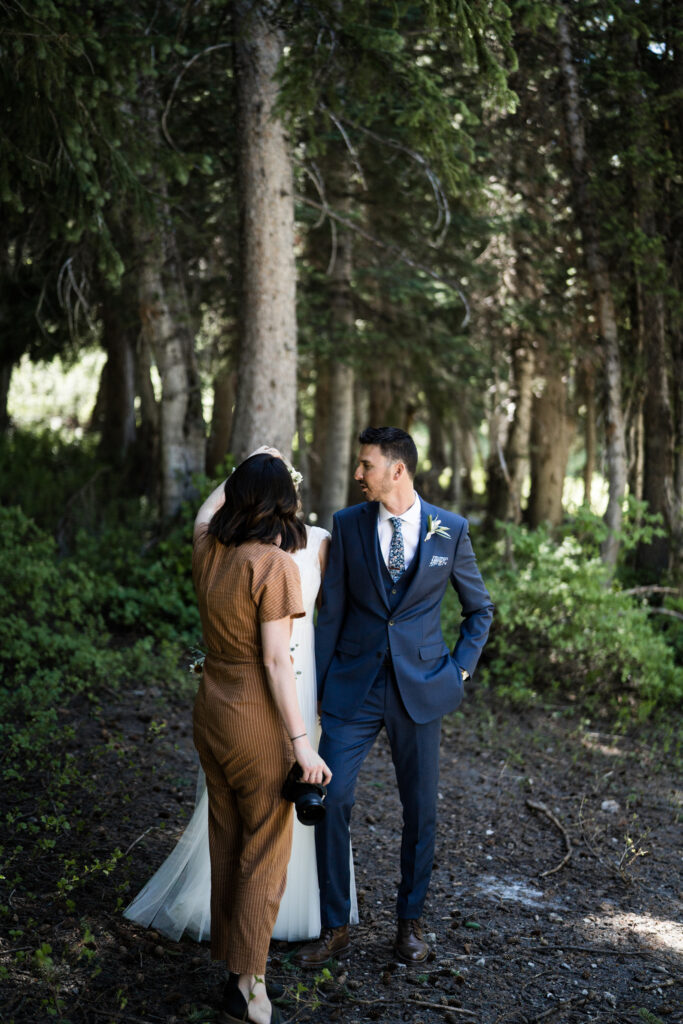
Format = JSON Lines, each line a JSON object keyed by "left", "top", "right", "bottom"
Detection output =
{"left": 0, "top": 359, "right": 12, "bottom": 430}
{"left": 137, "top": 218, "right": 206, "bottom": 519}
{"left": 132, "top": 331, "right": 160, "bottom": 502}
{"left": 318, "top": 166, "right": 355, "bottom": 529}
{"left": 230, "top": 1, "right": 297, "bottom": 464}
{"left": 637, "top": 290, "right": 674, "bottom": 575}
{"left": 206, "top": 365, "right": 236, "bottom": 476}
{"left": 578, "top": 355, "right": 596, "bottom": 507}
{"left": 368, "top": 365, "right": 394, "bottom": 425}
{"left": 96, "top": 282, "right": 137, "bottom": 465}
{"left": 308, "top": 361, "right": 330, "bottom": 516}
{"left": 556, "top": 6, "right": 627, "bottom": 565}
{"left": 528, "top": 340, "right": 572, "bottom": 529}
{"left": 505, "top": 342, "right": 535, "bottom": 523}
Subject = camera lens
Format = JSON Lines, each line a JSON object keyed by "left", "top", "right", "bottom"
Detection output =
{"left": 295, "top": 791, "right": 326, "bottom": 825}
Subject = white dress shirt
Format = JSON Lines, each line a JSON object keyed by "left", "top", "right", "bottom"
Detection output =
{"left": 377, "top": 494, "right": 422, "bottom": 572}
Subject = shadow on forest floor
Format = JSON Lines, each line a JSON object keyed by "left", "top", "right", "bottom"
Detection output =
{"left": 1, "top": 685, "right": 681, "bottom": 1024}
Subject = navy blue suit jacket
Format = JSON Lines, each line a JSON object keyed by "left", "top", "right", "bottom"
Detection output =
{"left": 315, "top": 497, "right": 494, "bottom": 724}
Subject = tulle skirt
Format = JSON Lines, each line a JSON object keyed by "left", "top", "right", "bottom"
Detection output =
{"left": 123, "top": 766, "right": 358, "bottom": 943}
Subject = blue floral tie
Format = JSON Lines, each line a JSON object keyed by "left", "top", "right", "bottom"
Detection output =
{"left": 388, "top": 517, "right": 406, "bottom": 582}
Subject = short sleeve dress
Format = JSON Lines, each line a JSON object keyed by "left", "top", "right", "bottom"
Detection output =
{"left": 191, "top": 530, "right": 304, "bottom": 973}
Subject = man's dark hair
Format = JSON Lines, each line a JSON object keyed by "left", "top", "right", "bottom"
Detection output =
{"left": 358, "top": 426, "right": 418, "bottom": 478}
{"left": 209, "top": 453, "right": 306, "bottom": 551}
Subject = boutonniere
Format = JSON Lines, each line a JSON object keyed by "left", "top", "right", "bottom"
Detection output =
{"left": 424, "top": 515, "right": 451, "bottom": 542}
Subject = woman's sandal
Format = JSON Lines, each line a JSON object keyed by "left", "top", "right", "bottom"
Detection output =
{"left": 219, "top": 978, "right": 286, "bottom": 1024}
{"left": 225, "top": 974, "right": 287, "bottom": 1003}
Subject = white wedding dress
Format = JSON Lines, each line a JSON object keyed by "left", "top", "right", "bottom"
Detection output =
{"left": 123, "top": 525, "right": 358, "bottom": 943}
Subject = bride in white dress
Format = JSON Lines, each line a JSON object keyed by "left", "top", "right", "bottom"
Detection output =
{"left": 124, "top": 521, "right": 358, "bottom": 943}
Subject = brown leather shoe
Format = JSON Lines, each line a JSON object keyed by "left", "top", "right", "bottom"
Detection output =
{"left": 295, "top": 925, "right": 350, "bottom": 967}
{"left": 394, "top": 918, "right": 429, "bottom": 963}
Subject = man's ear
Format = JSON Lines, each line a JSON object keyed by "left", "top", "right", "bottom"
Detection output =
{"left": 393, "top": 461, "right": 405, "bottom": 480}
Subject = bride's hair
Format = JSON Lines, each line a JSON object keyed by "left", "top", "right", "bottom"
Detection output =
{"left": 208, "top": 453, "right": 307, "bottom": 551}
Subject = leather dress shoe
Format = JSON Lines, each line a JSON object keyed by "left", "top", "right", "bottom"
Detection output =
{"left": 295, "top": 925, "right": 350, "bottom": 967}
{"left": 394, "top": 918, "right": 429, "bottom": 963}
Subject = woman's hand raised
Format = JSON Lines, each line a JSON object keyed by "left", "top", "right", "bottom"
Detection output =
{"left": 292, "top": 737, "right": 332, "bottom": 786}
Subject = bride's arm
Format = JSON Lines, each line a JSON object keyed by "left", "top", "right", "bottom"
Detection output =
{"left": 193, "top": 479, "right": 227, "bottom": 540}
{"left": 316, "top": 536, "right": 331, "bottom": 609}
{"left": 261, "top": 616, "right": 332, "bottom": 784}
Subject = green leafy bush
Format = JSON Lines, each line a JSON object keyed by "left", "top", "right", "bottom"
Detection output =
{"left": 450, "top": 520, "right": 683, "bottom": 718}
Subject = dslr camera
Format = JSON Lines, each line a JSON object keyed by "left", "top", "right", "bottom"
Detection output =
{"left": 282, "top": 762, "right": 327, "bottom": 825}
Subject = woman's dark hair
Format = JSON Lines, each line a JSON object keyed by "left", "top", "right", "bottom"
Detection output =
{"left": 208, "top": 454, "right": 306, "bottom": 552}
{"left": 358, "top": 426, "right": 418, "bottom": 478}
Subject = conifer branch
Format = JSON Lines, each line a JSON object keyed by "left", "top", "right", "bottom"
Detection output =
{"left": 296, "top": 193, "right": 470, "bottom": 325}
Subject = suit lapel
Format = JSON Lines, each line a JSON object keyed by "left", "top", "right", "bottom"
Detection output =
{"left": 357, "top": 503, "right": 390, "bottom": 610}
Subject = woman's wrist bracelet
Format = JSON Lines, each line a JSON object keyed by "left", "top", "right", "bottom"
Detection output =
{"left": 290, "top": 732, "right": 307, "bottom": 742}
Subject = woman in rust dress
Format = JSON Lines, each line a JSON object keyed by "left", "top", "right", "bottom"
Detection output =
{"left": 192, "top": 452, "right": 331, "bottom": 1024}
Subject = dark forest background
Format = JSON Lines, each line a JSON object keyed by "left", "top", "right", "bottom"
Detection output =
{"left": 1, "top": 0, "right": 681, "bottom": 862}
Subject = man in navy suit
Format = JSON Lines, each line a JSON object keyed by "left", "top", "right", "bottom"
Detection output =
{"left": 296, "top": 427, "right": 494, "bottom": 966}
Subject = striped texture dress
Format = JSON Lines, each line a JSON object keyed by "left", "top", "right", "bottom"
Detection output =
{"left": 192, "top": 530, "right": 304, "bottom": 974}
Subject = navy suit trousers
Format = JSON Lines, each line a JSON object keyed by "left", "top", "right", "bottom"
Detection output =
{"left": 316, "top": 662, "right": 442, "bottom": 927}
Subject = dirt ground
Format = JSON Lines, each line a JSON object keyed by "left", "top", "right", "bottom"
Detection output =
{"left": 1, "top": 682, "right": 681, "bottom": 1024}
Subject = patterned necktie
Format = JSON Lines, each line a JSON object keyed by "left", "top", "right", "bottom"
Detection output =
{"left": 388, "top": 517, "right": 406, "bottom": 582}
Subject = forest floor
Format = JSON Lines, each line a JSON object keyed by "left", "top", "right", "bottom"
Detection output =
{"left": 1, "top": 682, "right": 681, "bottom": 1024}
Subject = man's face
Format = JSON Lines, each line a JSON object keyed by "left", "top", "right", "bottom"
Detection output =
{"left": 354, "top": 444, "right": 396, "bottom": 503}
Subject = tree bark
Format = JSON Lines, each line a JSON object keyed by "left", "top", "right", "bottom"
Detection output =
{"left": 528, "top": 339, "right": 573, "bottom": 529}
{"left": 578, "top": 355, "right": 596, "bottom": 508}
{"left": 505, "top": 341, "right": 535, "bottom": 523}
{"left": 96, "top": 281, "right": 137, "bottom": 465}
{"left": 137, "top": 217, "right": 206, "bottom": 519}
{"left": 0, "top": 360, "right": 12, "bottom": 431}
{"left": 637, "top": 290, "right": 674, "bottom": 575}
{"left": 318, "top": 167, "right": 355, "bottom": 529}
{"left": 556, "top": 6, "right": 627, "bottom": 565}
{"left": 230, "top": 1, "right": 297, "bottom": 464}
{"left": 206, "top": 365, "right": 236, "bottom": 476}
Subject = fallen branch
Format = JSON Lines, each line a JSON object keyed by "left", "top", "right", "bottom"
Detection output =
{"left": 532, "top": 995, "right": 587, "bottom": 1022}
{"left": 124, "top": 826, "right": 156, "bottom": 856}
{"left": 525, "top": 799, "right": 572, "bottom": 877}
{"left": 406, "top": 997, "right": 477, "bottom": 1017}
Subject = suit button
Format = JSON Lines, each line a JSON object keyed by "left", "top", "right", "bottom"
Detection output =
{"left": 391, "top": 587, "right": 397, "bottom": 594}
{"left": 389, "top": 620, "right": 395, "bottom": 626}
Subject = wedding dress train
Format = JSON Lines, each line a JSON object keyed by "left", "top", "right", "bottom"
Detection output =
{"left": 123, "top": 525, "right": 358, "bottom": 942}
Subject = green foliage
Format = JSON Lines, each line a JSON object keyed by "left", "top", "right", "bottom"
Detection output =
{"left": 457, "top": 519, "right": 683, "bottom": 718}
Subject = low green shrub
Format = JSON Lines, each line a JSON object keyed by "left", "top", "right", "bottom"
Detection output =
{"left": 449, "top": 518, "right": 683, "bottom": 718}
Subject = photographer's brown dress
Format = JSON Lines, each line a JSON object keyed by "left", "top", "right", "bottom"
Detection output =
{"left": 192, "top": 530, "right": 304, "bottom": 974}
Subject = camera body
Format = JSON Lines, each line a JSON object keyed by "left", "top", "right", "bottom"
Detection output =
{"left": 282, "top": 762, "right": 327, "bottom": 825}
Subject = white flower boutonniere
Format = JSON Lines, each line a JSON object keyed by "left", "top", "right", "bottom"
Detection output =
{"left": 424, "top": 514, "right": 451, "bottom": 542}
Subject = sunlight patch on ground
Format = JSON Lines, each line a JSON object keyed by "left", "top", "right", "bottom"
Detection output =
{"left": 475, "top": 875, "right": 550, "bottom": 907}
{"left": 580, "top": 731, "right": 627, "bottom": 757}
{"left": 586, "top": 910, "right": 683, "bottom": 953}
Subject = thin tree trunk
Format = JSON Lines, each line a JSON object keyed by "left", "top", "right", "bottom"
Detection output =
{"left": 318, "top": 183, "right": 355, "bottom": 526}
{"left": 505, "top": 341, "right": 535, "bottom": 523}
{"left": 309, "top": 361, "right": 330, "bottom": 516}
{"left": 230, "top": 1, "right": 297, "bottom": 464}
{"left": 137, "top": 217, "right": 205, "bottom": 518}
{"left": 579, "top": 356, "right": 596, "bottom": 507}
{"left": 97, "top": 283, "right": 137, "bottom": 464}
{"left": 638, "top": 291, "right": 674, "bottom": 574}
{"left": 0, "top": 360, "right": 12, "bottom": 430}
{"left": 528, "top": 339, "right": 573, "bottom": 528}
{"left": 206, "top": 366, "right": 236, "bottom": 476}
{"left": 557, "top": 6, "right": 627, "bottom": 565}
